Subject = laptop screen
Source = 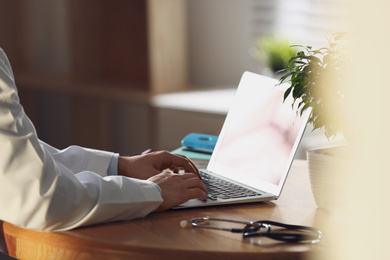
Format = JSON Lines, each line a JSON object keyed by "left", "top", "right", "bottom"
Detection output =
{"left": 208, "top": 72, "right": 310, "bottom": 196}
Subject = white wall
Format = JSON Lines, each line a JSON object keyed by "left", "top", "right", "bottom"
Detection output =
{"left": 27, "top": 0, "right": 70, "bottom": 73}
{"left": 186, "top": 0, "right": 260, "bottom": 88}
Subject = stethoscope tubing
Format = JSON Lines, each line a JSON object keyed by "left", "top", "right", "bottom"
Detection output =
{"left": 183, "top": 217, "right": 323, "bottom": 243}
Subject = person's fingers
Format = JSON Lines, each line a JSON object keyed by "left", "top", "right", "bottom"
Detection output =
{"left": 180, "top": 173, "right": 207, "bottom": 192}
{"left": 184, "top": 187, "right": 208, "bottom": 201}
{"left": 173, "top": 154, "right": 199, "bottom": 175}
{"left": 152, "top": 150, "right": 200, "bottom": 178}
{"left": 167, "top": 153, "right": 200, "bottom": 177}
{"left": 141, "top": 148, "right": 155, "bottom": 155}
{"left": 167, "top": 165, "right": 186, "bottom": 174}
{"left": 149, "top": 170, "right": 208, "bottom": 211}
{"left": 157, "top": 186, "right": 207, "bottom": 212}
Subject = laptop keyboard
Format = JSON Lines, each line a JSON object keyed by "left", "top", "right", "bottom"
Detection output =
{"left": 200, "top": 171, "right": 262, "bottom": 201}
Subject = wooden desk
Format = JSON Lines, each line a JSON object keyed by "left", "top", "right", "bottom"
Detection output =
{"left": 3, "top": 160, "right": 327, "bottom": 260}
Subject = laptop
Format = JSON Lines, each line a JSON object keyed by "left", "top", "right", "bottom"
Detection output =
{"left": 176, "top": 71, "right": 311, "bottom": 208}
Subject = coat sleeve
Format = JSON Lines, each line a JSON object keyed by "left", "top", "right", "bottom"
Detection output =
{"left": 39, "top": 141, "right": 115, "bottom": 177}
{"left": 0, "top": 49, "right": 163, "bottom": 231}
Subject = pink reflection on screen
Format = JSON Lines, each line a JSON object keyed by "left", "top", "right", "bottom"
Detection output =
{"left": 214, "top": 87, "right": 304, "bottom": 186}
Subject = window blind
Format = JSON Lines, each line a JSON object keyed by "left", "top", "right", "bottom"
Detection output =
{"left": 251, "top": 0, "right": 351, "bottom": 48}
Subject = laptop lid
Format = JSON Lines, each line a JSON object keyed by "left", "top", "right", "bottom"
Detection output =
{"left": 207, "top": 71, "right": 311, "bottom": 198}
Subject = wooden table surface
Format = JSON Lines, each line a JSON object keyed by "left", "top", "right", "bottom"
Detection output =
{"left": 3, "top": 160, "right": 328, "bottom": 260}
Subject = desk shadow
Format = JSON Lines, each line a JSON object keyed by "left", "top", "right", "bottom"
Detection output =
{"left": 61, "top": 201, "right": 278, "bottom": 242}
{"left": 242, "top": 236, "right": 319, "bottom": 254}
{"left": 0, "top": 252, "right": 17, "bottom": 260}
{"left": 163, "top": 201, "right": 278, "bottom": 220}
{"left": 0, "top": 221, "right": 8, "bottom": 256}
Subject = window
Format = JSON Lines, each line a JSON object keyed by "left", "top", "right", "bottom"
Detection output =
{"left": 252, "top": 0, "right": 351, "bottom": 48}
{"left": 187, "top": 0, "right": 351, "bottom": 87}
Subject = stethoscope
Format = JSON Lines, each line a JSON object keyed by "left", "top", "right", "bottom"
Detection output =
{"left": 180, "top": 216, "right": 323, "bottom": 243}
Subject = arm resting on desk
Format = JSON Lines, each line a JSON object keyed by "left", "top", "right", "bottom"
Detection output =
{"left": 0, "top": 48, "right": 163, "bottom": 232}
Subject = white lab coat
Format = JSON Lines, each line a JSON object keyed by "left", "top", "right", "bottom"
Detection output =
{"left": 0, "top": 48, "right": 163, "bottom": 231}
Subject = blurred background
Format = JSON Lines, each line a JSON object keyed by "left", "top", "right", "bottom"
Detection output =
{"left": 0, "top": 0, "right": 349, "bottom": 156}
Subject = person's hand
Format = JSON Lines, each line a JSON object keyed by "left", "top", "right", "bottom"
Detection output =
{"left": 117, "top": 150, "right": 200, "bottom": 180}
{"left": 147, "top": 170, "right": 207, "bottom": 211}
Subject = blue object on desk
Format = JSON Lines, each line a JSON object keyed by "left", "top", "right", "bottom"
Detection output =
{"left": 181, "top": 133, "right": 218, "bottom": 154}
{"left": 171, "top": 147, "right": 211, "bottom": 161}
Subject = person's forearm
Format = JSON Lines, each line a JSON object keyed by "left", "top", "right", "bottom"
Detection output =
{"left": 0, "top": 48, "right": 163, "bottom": 231}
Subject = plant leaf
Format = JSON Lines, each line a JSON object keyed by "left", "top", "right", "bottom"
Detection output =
{"left": 283, "top": 86, "right": 292, "bottom": 101}
{"left": 334, "top": 32, "right": 347, "bottom": 41}
{"left": 279, "top": 71, "right": 295, "bottom": 83}
{"left": 304, "top": 55, "right": 322, "bottom": 64}
{"left": 292, "top": 82, "right": 304, "bottom": 99}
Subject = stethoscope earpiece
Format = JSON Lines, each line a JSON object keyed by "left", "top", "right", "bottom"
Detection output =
{"left": 180, "top": 220, "right": 189, "bottom": 228}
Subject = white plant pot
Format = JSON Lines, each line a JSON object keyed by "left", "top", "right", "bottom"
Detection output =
{"left": 307, "top": 146, "right": 349, "bottom": 210}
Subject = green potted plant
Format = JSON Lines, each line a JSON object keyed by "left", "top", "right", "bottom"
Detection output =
{"left": 278, "top": 32, "right": 350, "bottom": 209}
{"left": 278, "top": 32, "right": 349, "bottom": 139}
{"left": 254, "top": 35, "right": 297, "bottom": 77}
